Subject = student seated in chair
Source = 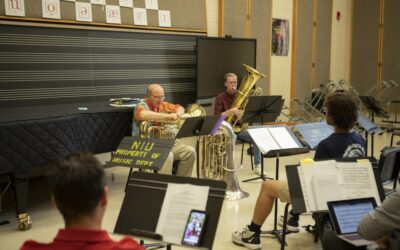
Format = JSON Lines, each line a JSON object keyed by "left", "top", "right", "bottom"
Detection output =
{"left": 20, "top": 153, "right": 144, "bottom": 250}
{"left": 232, "top": 91, "right": 366, "bottom": 249}
{"left": 322, "top": 191, "right": 400, "bottom": 250}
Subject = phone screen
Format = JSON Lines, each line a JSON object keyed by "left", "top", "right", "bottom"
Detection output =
{"left": 181, "top": 210, "right": 207, "bottom": 246}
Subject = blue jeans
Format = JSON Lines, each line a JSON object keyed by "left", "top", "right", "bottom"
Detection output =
{"left": 237, "top": 129, "right": 261, "bottom": 165}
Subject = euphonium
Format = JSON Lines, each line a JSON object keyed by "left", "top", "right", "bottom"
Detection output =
{"left": 140, "top": 103, "right": 205, "bottom": 143}
{"left": 199, "top": 121, "right": 249, "bottom": 200}
{"left": 226, "top": 64, "right": 266, "bottom": 133}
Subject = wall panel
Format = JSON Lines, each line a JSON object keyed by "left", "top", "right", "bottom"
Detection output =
{"left": 0, "top": 0, "right": 207, "bottom": 32}
{"left": 314, "top": 0, "right": 332, "bottom": 88}
{"left": 381, "top": 0, "right": 400, "bottom": 102}
{"left": 293, "top": 0, "right": 313, "bottom": 99}
{"left": 0, "top": 24, "right": 196, "bottom": 107}
{"left": 250, "top": 0, "right": 272, "bottom": 92}
{"left": 351, "top": 0, "right": 380, "bottom": 95}
{"left": 223, "top": 0, "right": 247, "bottom": 38}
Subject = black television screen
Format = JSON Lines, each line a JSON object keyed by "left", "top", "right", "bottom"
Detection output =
{"left": 196, "top": 37, "right": 256, "bottom": 100}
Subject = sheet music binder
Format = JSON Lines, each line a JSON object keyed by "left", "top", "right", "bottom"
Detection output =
{"left": 286, "top": 159, "right": 385, "bottom": 214}
{"left": 114, "top": 172, "right": 226, "bottom": 250}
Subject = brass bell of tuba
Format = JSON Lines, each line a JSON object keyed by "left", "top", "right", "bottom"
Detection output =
{"left": 199, "top": 121, "right": 249, "bottom": 200}
{"left": 226, "top": 64, "right": 266, "bottom": 133}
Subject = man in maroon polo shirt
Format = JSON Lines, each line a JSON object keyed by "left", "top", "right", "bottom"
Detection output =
{"left": 20, "top": 153, "right": 143, "bottom": 250}
{"left": 214, "top": 73, "right": 263, "bottom": 176}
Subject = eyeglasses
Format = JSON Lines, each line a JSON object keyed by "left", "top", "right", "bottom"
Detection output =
{"left": 151, "top": 95, "right": 165, "bottom": 100}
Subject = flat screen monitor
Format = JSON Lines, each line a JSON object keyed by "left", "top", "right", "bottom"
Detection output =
{"left": 196, "top": 37, "right": 256, "bottom": 100}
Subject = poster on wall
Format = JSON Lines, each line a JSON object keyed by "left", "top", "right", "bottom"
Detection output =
{"left": 271, "top": 19, "right": 290, "bottom": 56}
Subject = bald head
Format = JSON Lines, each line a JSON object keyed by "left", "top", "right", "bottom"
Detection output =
{"left": 146, "top": 83, "right": 165, "bottom": 108}
{"left": 147, "top": 84, "right": 164, "bottom": 97}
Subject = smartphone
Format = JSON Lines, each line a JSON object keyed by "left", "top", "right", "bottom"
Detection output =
{"left": 181, "top": 210, "right": 208, "bottom": 246}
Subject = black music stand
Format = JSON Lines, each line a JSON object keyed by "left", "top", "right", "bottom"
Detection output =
{"left": 114, "top": 172, "right": 226, "bottom": 250}
{"left": 244, "top": 125, "right": 304, "bottom": 246}
{"left": 359, "top": 96, "right": 389, "bottom": 157}
{"left": 242, "top": 95, "right": 284, "bottom": 125}
{"left": 176, "top": 115, "right": 221, "bottom": 178}
{"left": 241, "top": 96, "right": 283, "bottom": 182}
{"left": 175, "top": 115, "right": 221, "bottom": 139}
{"left": 357, "top": 111, "right": 383, "bottom": 157}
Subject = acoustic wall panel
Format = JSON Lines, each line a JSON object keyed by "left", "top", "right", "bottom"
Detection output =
{"left": 223, "top": 0, "right": 247, "bottom": 38}
{"left": 0, "top": 0, "right": 207, "bottom": 32}
{"left": 351, "top": 0, "right": 380, "bottom": 95}
{"left": 250, "top": 0, "right": 272, "bottom": 93}
{"left": 294, "top": 0, "right": 314, "bottom": 99}
{"left": 0, "top": 24, "right": 197, "bottom": 107}
{"left": 314, "top": 0, "right": 332, "bottom": 89}
{"left": 381, "top": 0, "right": 400, "bottom": 102}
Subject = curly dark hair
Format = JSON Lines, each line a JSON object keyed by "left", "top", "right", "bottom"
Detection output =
{"left": 49, "top": 152, "right": 105, "bottom": 225}
{"left": 324, "top": 91, "right": 359, "bottom": 130}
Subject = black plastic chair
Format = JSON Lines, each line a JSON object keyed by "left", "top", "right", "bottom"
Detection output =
{"left": 378, "top": 147, "right": 400, "bottom": 195}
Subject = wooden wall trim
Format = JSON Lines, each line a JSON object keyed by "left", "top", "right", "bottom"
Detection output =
{"left": 0, "top": 16, "right": 207, "bottom": 35}
{"left": 311, "top": 0, "right": 317, "bottom": 91}
{"left": 218, "top": 0, "right": 224, "bottom": 36}
{"left": 377, "top": 0, "right": 384, "bottom": 98}
{"left": 246, "top": 0, "right": 250, "bottom": 38}
{"left": 290, "top": 0, "right": 298, "bottom": 108}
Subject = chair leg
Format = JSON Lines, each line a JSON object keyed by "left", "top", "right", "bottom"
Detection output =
{"left": 240, "top": 142, "right": 244, "bottom": 165}
{"left": 391, "top": 134, "right": 394, "bottom": 147}
{"left": 250, "top": 143, "right": 254, "bottom": 170}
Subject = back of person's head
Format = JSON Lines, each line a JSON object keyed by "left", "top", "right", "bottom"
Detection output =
{"left": 49, "top": 152, "right": 106, "bottom": 224}
{"left": 325, "top": 91, "right": 358, "bottom": 130}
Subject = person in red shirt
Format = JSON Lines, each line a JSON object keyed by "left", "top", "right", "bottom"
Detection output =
{"left": 132, "top": 83, "right": 195, "bottom": 177}
{"left": 214, "top": 73, "right": 263, "bottom": 176}
{"left": 20, "top": 153, "right": 144, "bottom": 250}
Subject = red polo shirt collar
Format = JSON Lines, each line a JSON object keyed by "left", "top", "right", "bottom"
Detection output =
{"left": 54, "top": 229, "right": 111, "bottom": 243}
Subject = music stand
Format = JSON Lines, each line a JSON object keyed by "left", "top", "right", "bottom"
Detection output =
{"left": 359, "top": 96, "right": 388, "bottom": 157}
{"left": 242, "top": 95, "right": 284, "bottom": 125}
{"left": 241, "top": 96, "right": 284, "bottom": 182}
{"left": 358, "top": 111, "right": 383, "bottom": 157}
{"left": 295, "top": 122, "right": 333, "bottom": 149}
{"left": 175, "top": 115, "right": 221, "bottom": 178}
{"left": 245, "top": 125, "right": 304, "bottom": 245}
{"left": 114, "top": 172, "right": 226, "bottom": 250}
{"left": 175, "top": 115, "right": 221, "bottom": 138}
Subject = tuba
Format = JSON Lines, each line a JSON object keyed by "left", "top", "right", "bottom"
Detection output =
{"left": 226, "top": 64, "right": 266, "bottom": 133}
{"left": 199, "top": 121, "right": 249, "bottom": 200}
{"left": 140, "top": 104, "right": 205, "bottom": 143}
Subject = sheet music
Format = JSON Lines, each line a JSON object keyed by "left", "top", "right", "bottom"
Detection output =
{"left": 155, "top": 183, "right": 209, "bottom": 244}
{"left": 338, "top": 163, "right": 381, "bottom": 205}
{"left": 297, "top": 161, "right": 381, "bottom": 212}
{"left": 311, "top": 175, "right": 343, "bottom": 211}
{"left": 268, "top": 127, "right": 299, "bottom": 149}
{"left": 297, "top": 160, "right": 337, "bottom": 211}
{"left": 247, "top": 127, "right": 280, "bottom": 154}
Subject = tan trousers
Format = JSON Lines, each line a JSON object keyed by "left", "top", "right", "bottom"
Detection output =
{"left": 159, "top": 143, "right": 196, "bottom": 177}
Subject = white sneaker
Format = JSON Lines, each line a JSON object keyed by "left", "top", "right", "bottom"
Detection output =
{"left": 253, "top": 165, "right": 266, "bottom": 176}
{"left": 232, "top": 226, "right": 262, "bottom": 250}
